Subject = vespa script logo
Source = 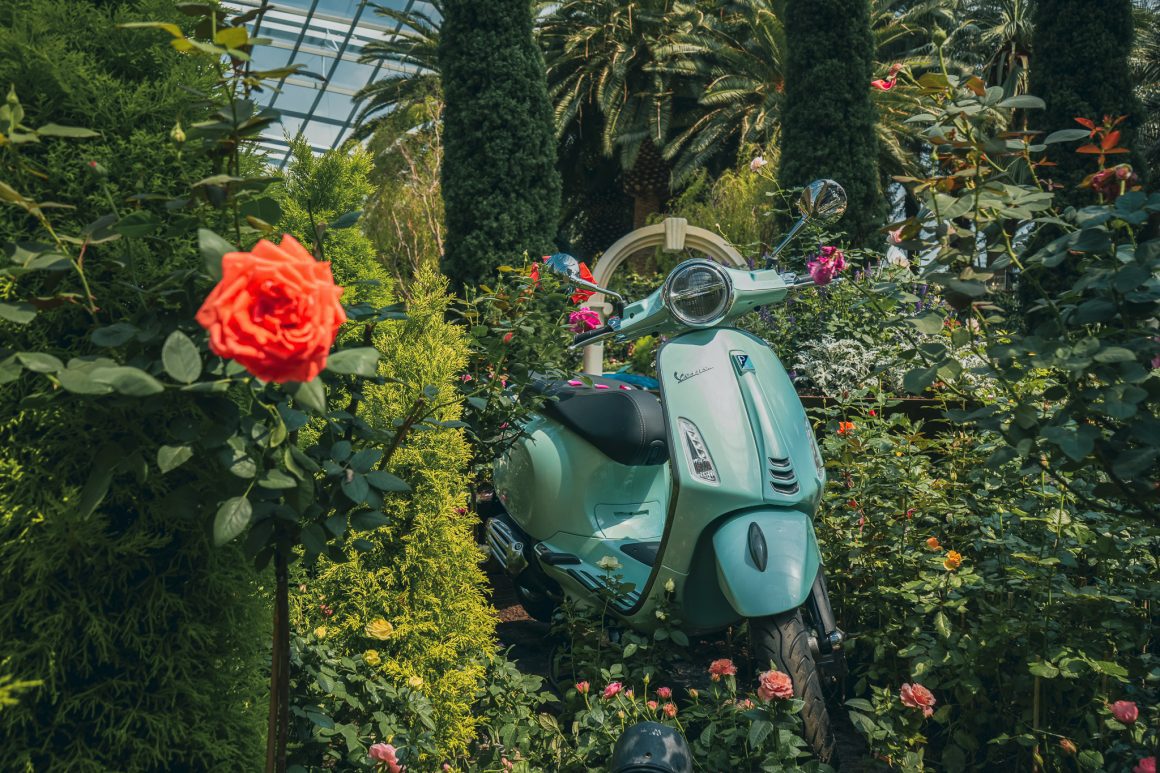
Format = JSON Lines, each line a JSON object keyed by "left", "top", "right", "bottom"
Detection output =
{"left": 673, "top": 366, "right": 713, "bottom": 383}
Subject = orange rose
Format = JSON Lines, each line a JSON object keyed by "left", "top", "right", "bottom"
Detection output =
{"left": 837, "top": 421, "right": 855, "bottom": 435}
{"left": 943, "top": 550, "right": 963, "bottom": 570}
{"left": 926, "top": 537, "right": 941, "bottom": 551}
{"left": 196, "top": 235, "right": 345, "bottom": 383}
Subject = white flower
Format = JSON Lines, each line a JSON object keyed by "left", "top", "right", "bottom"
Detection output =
{"left": 596, "top": 556, "right": 621, "bottom": 572}
{"left": 655, "top": 609, "right": 667, "bottom": 621}
{"left": 664, "top": 578, "right": 675, "bottom": 593}
{"left": 749, "top": 155, "right": 768, "bottom": 171}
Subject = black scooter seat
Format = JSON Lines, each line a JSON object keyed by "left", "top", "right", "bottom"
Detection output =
{"left": 531, "top": 376, "right": 668, "bottom": 466}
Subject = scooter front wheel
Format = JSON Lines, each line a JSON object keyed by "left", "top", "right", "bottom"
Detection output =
{"left": 749, "top": 610, "right": 838, "bottom": 765}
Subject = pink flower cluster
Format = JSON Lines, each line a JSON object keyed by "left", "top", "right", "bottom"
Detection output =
{"left": 757, "top": 670, "right": 794, "bottom": 702}
{"left": 369, "top": 743, "right": 405, "bottom": 773}
{"left": 807, "top": 246, "right": 848, "bottom": 286}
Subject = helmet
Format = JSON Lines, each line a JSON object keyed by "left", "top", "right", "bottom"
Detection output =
{"left": 609, "top": 721, "right": 693, "bottom": 773}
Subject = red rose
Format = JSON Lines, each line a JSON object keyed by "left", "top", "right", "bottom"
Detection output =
{"left": 196, "top": 234, "right": 345, "bottom": 383}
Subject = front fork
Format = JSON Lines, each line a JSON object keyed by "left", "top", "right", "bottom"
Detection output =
{"left": 806, "top": 568, "right": 847, "bottom": 683}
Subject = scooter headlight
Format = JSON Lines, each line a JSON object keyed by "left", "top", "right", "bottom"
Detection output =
{"left": 662, "top": 259, "right": 734, "bottom": 327}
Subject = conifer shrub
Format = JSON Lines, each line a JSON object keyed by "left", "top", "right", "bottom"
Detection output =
{"left": 1030, "top": 0, "right": 1140, "bottom": 202}
{"left": 778, "top": 0, "right": 882, "bottom": 243}
{"left": 439, "top": 0, "right": 561, "bottom": 291}
{"left": 0, "top": 2, "right": 270, "bottom": 769}
{"left": 277, "top": 143, "right": 495, "bottom": 763}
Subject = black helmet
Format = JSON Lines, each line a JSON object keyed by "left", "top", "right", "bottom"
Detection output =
{"left": 609, "top": 721, "right": 693, "bottom": 773}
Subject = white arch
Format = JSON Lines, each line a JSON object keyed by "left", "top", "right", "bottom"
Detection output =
{"left": 581, "top": 218, "right": 748, "bottom": 374}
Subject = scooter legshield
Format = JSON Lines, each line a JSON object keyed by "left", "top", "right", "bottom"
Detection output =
{"left": 711, "top": 509, "right": 820, "bottom": 617}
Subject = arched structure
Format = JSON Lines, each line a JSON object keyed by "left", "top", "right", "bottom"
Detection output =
{"left": 582, "top": 218, "right": 748, "bottom": 374}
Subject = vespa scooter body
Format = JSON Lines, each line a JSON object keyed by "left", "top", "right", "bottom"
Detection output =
{"left": 492, "top": 317, "right": 827, "bottom": 634}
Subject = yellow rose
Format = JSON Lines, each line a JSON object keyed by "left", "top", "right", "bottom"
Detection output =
{"left": 664, "top": 578, "right": 675, "bottom": 593}
{"left": 314, "top": 626, "right": 328, "bottom": 639}
{"left": 943, "top": 550, "right": 963, "bottom": 571}
{"left": 407, "top": 675, "right": 424, "bottom": 690}
{"left": 365, "top": 618, "right": 394, "bottom": 640}
{"left": 363, "top": 649, "right": 382, "bottom": 667}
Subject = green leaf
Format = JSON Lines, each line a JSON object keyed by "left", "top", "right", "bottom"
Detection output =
{"left": 1044, "top": 128, "right": 1092, "bottom": 144}
{"left": 747, "top": 719, "right": 773, "bottom": 749}
{"left": 1093, "top": 347, "right": 1135, "bottom": 364}
{"left": 365, "top": 470, "right": 410, "bottom": 492}
{"left": 112, "top": 210, "right": 160, "bottom": 238}
{"left": 326, "top": 347, "right": 380, "bottom": 377}
{"left": 1028, "top": 660, "right": 1059, "bottom": 678}
{"left": 349, "top": 448, "right": 382, "bottom": 473}
{"left": 162, "top": 331, "right": 202, "bottom": 383}
{"left": 341, "top": 473, "right": 370, "bottom": 504}
{"left": 299, "top": 523, "right": 328, "bottom": 555}
{"left": 258, "top": 469, "right": 298, "bottom": 489}
{"left": 0, "top": 356, "right": 23, "bottom": 384}
{"left": 198, "top": 228, "right": 233, "bottom": 281}
{"left": 350, "top": 511, "right": 391, "bottom": 531}
{"left": 0, "top": 301, "right": 35, "bottom": 324}
{"left": 16, "top": 352, "right": 63, "bottom": 373}
{"left": 35, "top": 123, "right": 100, "bottom": 138}
{"left": 290, "top": 379, "right": 326, "bottom": 414}
{"left": 997, "top": 95, "right": 1045, "bottom": 110}
{"left": 903, "top": 366, "right": 937, "bottom": 394}
{"left": 934, "top": 610, "right": 952, "bottom": 639}
{"left": 57, "top": 368, "right": 114, "bottom": 394}
{"left": 907, "top": 310, "right": 944, "bottom": 334}
{"left": 1077, "top": 750, "right": 1104, "bottom": 771}
{"left": 157, "top": 444, "right": 193, "bottom": 473}
{"left": 239, "top": 197, "right": 282, "bottom": 226}
{"left": 77, "top": 446, "right": 120, "bottom": 519}
{"left": 91, "top": 322, "right": 139, "bottom": 347}
{"left": 91, "top": 366, "right": 165, "bottom": 396}
{"left": 213, "top": 496, "right": 252, "bottom": 546}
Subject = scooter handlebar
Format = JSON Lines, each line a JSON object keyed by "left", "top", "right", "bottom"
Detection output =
{"left": 571, "top": 324, "right": 615, "bottom": 348}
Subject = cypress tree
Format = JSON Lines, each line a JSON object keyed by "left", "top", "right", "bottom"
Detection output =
{"left": 1030, "top": 0, "right": 1139, "bottom": 204}
{"left": 439, "top": 0, "right": 561, "bottom": 291}
{"left": 778, "top": 0, "right": 882, "bottom": 244}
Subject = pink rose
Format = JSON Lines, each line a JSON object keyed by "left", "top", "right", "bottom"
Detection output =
{"left": 369, "top": 743, "right": 405, "bottom": 773}
{"left": 568, "top": 307, "right": 602, "bottom": 333}
{"left": 647, "top": 700, "right": 658, "bottom": 710}
{"left": 899, "top": 683, "right": 936, "bottom": 718}
{"left": 708, "top": 659, "right": 737, "bottom": 681}
{"left": 1110, "top": 700, "right": 1139, "bottom": 724}
{"left": 757, "top": 670, "right": 795, "bottom": 701}
{"left": 656, "top": 686, "right": 672, "bottom": 700}
{"left": 1135, "top": 758, "right": 1156, "bottom": 773}
{"left": 750, "top": 155, "right": 768, "bottom": 171}
{"left": 575, "top": 680, "right": 589, "bottom": 695}
{"left": 602, "top": 681, "right": 623, "bottom": 699}
{"left": 887, "top": 227, "right": 904, "bottom": 245}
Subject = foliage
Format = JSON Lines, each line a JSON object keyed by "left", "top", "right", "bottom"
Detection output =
{"left": 364, "top": 97, "right": 445, "bottom": 296}
{"left": 353, "top": 0, "right": 442, "bottom": 140}
{"left": 870, "top": 69, "right": 1159, "bottom": 520}
{"left": 439, "top": 0, "right": 561, "bottom": 291}
{"left": 778, "top": 0, "right": 884, "bottom": 243}
{"left": 813, "top": 395, "right": 1158, "bottom": 771}
{"left": 664, "top": 164, "right": 784, "bottom": 257}
{"left": 1030, "top": 0, "right": 1140, "bottom": 202}
{"left": 289, "top": 268, "right": 498, "bottom": 763}
{"left": 0, "top": 1, "right": 273, "bottom": 769}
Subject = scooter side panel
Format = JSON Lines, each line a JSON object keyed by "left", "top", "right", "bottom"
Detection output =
{"left": 711, "top": 508, "right": 821, "bottom": 617}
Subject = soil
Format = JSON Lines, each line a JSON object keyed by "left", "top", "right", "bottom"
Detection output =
{"left": 487, "top": 570, "right": 874, "bottom": 770}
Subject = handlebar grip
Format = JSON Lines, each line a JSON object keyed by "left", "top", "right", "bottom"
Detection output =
{"left": 573, "top": 325, "right": 613, "bottom": 346}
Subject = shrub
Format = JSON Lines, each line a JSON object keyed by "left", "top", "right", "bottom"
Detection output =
{"left": 0, "top": 2, "right": 271, "bottom": 769}
{"left": 439, "top": 0, "right": 561, "bottom": 291}
{"left": 778, "top": 0, "right": 883, "bottom": 243}
{"left": 290, "top": 268, "right": 497, "bottom": 763}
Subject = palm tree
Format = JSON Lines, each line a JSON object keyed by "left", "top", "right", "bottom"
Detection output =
{"left": 539, "top": 0, "right": 709, "bottom": 226}
{"left": 352, "top": 1, "right": 442, "bottom": 140}
{"left": 1131, "top": 1, "right": 1160, "bottom": 179}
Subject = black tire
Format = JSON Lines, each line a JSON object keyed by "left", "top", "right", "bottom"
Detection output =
{"left": 750, "top": 609, "right": 838, "bottom": 765}
{"left": 514, "top": 580, "right": 557, "bottom": 623}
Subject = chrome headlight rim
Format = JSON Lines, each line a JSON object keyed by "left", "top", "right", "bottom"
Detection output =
{"left": 661, "top": 258, "right": 735, "bottom": 328}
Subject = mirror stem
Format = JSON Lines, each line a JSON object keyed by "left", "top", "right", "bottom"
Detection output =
{"left": 764, "top": 216, "right": 810, "bottom": 269}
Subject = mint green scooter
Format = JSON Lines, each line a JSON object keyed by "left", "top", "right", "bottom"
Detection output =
{"left": 486, "top": 180, "right": 849, "bottom": 763}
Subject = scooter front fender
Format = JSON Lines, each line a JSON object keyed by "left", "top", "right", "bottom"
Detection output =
{"left": 712, "top": 509, "right": 821, "bottom": 618}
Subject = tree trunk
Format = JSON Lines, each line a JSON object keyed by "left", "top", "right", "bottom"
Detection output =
{"left": 265, "top": 547, "right": 290, "bottom": 773}
{"left": 632, "top": 189, "right": 663, "bottom": 229}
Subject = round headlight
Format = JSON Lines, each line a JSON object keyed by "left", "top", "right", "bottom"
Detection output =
{"left": 662, "top": 259, "right": 734, "bottom": 327}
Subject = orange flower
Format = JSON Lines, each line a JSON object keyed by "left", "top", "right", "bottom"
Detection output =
{"left": 837, "top": 421, "right": 855, "bottom": 436}
{"left": 196, "top": 234, "right": 345, "bottom": 383}
{"left": 926, "top": 537, "right": 941, "bottom": 551}
{"left": 943, "top": 550, "right": 963, "bottom": 570}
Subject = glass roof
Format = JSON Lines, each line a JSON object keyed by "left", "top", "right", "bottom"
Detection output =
{"left": 228, "top": 0, "right": 432, "bottom": 167}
